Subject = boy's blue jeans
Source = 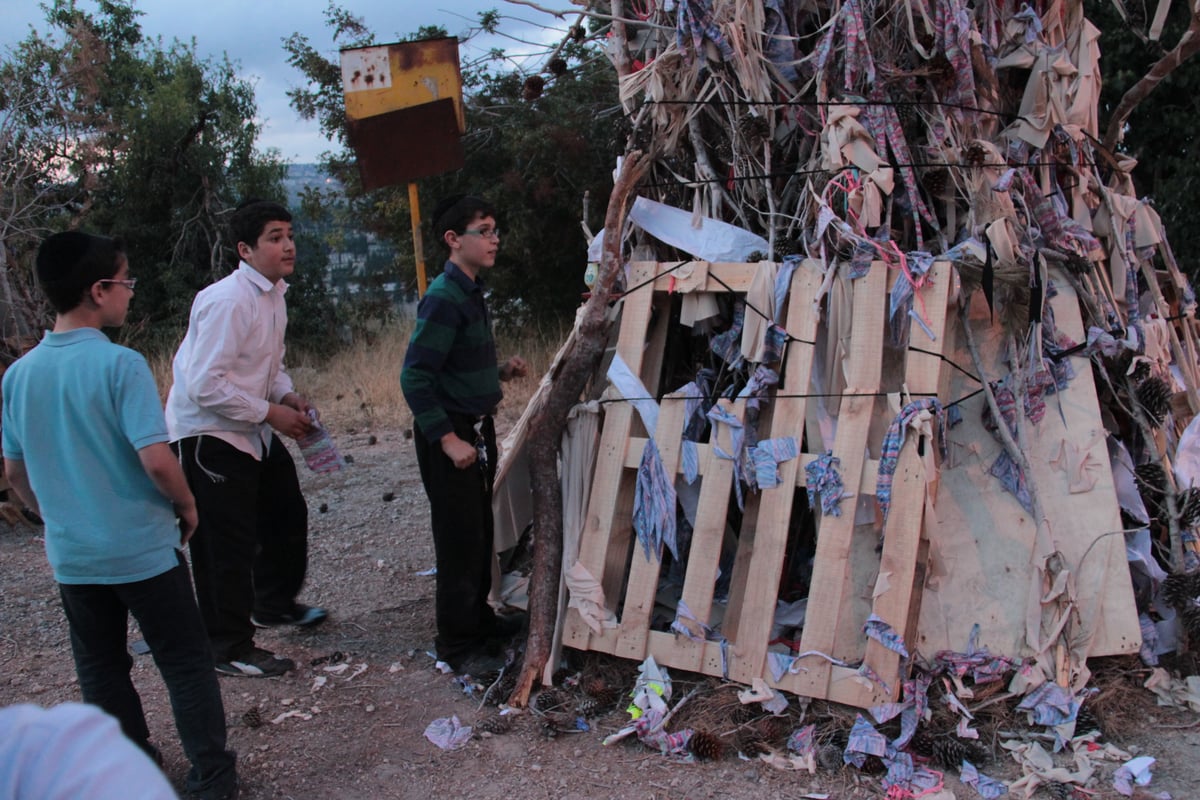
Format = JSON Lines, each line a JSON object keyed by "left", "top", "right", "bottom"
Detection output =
{"left": 58, "top": 556, "right": 237, "bottom": 797}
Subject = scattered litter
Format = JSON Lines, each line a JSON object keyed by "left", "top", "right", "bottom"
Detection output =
{"left": 737, "top": 678, "right": 789, "bottom": 715}
{"left": 416, "top": 566, "right": 437, "bottom": 576}
{"left": 626, "top": 655, "right": 671, "bottom": 720}
{"left": 1113, "top": 755, "right": 1159, "bottom": 796}
{"left": 424, "top": 715, "right": 473, "bottom": 750}
{"left": 1143, "top": 668, "right": 1200, "bottom": 712}
{"left": 388, "top": 661, "right": 405, "bottom": 673}
{"left": 310, "top": 676, "right": 327, "bottom": 692}
{"left": 960, "top": 760, "right": 1007, "bottom": 799}
{"left": 271, "top": 709, "right": 313, "bottom": 725}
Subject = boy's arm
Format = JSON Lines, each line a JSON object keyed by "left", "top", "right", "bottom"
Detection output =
{"left": 137, "top": 443, "right": 198, "bottom": 546}
{"left": 3, "top": 458, "right": 38, "bottom": 515}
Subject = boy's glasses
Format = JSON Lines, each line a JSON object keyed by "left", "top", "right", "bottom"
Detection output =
{"left": 461, "top": 227, "right": 501, "bottom": 240}
{"left": 98, "top": 278, "right": 137, "bottom": 290}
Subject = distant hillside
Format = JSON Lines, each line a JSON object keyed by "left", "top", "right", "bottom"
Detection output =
{"left": 283, "top": 163, "right": 343, "bottom": 206}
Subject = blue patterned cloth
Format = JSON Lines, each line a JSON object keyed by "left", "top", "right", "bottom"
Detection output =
{"left": 863, "top": 613, "right": 909, "bottom": 658}
{"left": 750, "top": 437, "right": 798, "bottom": 489}
{"left": 843, "top": 714, "right": 888, "bottom": 767}
{"left": 805, "top": 450, "right": 847, "bottom": 516}
{"left": 876, "top": 398, "right": 946, "bottom": 525}
{"left": 633, "top": 439, "right": 677, "bottom": 562}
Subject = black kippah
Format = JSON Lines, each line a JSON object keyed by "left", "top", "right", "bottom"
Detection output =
{"left": 36, "top": 231, "right": 94, "bottom": 285}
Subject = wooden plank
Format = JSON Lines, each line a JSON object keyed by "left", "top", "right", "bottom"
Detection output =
{"left": 643, "top": 261, "right": 764, "bottom": 293}
{"left": 838, "top": 440, "right": 926, "bottom": 708}
{"left": 916, "top": 275, "right": 1140, "bottom": 660}
{"left": 614, "top": 394, "right": 689, "bottom": 660}
{"left": 790, "top": 264, "right": 887, "bottom": 698}
{"left": 670, "top": 398, "right": 744, "bottom": 672}
{"left": 722, "top": 265, "right": 823, "bottom": 685}
{"left": 640, "top": 295, "right": 671, "bottom": 395}
{"left": 815, "top": 262, "right": 950, "bottom": 705}
{"left": 562, "top": 263, "right": 659, "bottom": 649}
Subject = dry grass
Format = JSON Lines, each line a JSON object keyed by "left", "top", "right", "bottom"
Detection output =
{"left": 148, "top": 319, "right": 570, "bottom": 433}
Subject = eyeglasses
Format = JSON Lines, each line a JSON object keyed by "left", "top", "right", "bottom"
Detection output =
{"left": 98, "top": 278, "right": 137, "bottom": 290}
{"left": 461, "top": 227, "right": 501, "bottom": 241}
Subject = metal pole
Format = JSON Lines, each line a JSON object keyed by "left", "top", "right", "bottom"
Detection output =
{"left": 409, "top": 182, "right": 427, "bottom": 297}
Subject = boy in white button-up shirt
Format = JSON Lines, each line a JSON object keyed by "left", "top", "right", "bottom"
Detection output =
{"left": 167, "top": 199, "right": 328, "bottom": 678}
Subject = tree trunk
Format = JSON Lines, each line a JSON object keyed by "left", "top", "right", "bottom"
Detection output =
{"left": 507, "top": 152, "right": 646, "bottom": 707}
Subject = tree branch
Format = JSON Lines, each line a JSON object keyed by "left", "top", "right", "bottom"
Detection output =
{"left": 507, "top": 151, "right": 646, "bottom": 707}
{"left": 1103, "top": 6, "right": 1200, "bottom": 151}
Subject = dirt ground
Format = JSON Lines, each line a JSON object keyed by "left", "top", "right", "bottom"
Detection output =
{"left": 3, "top": 426, "right": 1200, "bottom": 799}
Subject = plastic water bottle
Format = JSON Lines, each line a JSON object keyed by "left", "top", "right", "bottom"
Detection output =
{"left": 297, "top": 409, "right": 345, "bottom": 473}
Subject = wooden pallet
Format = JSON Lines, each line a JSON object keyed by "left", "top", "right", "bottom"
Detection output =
{"left": 562, "top": 260, "right": 949, "bottom": 707}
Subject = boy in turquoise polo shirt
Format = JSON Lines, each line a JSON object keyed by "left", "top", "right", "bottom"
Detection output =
{"left": 2, "top": 231, "right": 238, "bottom": 800}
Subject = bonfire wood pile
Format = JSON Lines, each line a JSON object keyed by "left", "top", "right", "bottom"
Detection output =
{"left": 499, "top": 0, "right": 1200, "bottom": 716}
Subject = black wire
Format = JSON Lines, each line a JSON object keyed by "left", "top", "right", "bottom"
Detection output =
{"left": 618, "top": 259, "right": 691, "bottom": 297}
{"left": 640, "top": 159, "right": 1100, "bottom": 191}
{"left": 597, "top": 390, "right": 938, "bottom": 405}
{"left": 908, "top": 346, "right": 980, "bottom": 383}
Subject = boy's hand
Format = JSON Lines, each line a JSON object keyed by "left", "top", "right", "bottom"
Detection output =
{"left": 440, "top": 432, "right": 477, "bottom": 469}
{"left": 176, "top": 502, "right": 199, "bottom": 546}
{"left": 499, "top": 356, "right": 528, "bottom": 382}
{"left": 266, "top": 403, "right": 315, "bottom": 439}
{"left": 281, "top": 391, "right": 315, "bottom": 418}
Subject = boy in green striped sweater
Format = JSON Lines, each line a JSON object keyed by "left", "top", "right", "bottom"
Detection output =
{"left": 401, "top": 195, "right": 528, "bottom": 674}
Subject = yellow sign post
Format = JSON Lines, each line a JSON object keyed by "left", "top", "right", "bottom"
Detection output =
{"left": 340, "top": 38, "right": 465, "bottom": 297}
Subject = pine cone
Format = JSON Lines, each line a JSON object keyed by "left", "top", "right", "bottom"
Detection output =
{"left": 1044, "top": 781, "right": 1076, "bottom": 799}
{"left": 737, "top": 113, "right": 770, "bottom": 145}
{"left": 921, "top": 168, "right": 949, "bottom": 197}
{"left": 818, "top": 743, "right": 843, "bottom": 771}
{"left": 929, "top": 735, "right": 988, "bottom": 770}
{"left": 1074, "top": 705, "right": 1101, "bottom": 737}
{"left": 1162, "top": 571, "right": 1200, "bottom": 610}
{"left": 1181, "top": 603, "right": 1200, "bottom": 640}
{"left": 475, "top": 713, "right": 514, "bottom": 735}
{"left": 522, "top": 75, "right": 545, "bottom": 102}
{"left": 581, "top": 673, "right": 609, "bottom": 697}
{"left": 963, "top": 142, "right": 988, "bottom": 168}
{"left": 689, "top": 730, "right": 725, "bottom": 761}
{"left": 1135, "top": 462, "right": 1168, "bottom": 517}
{"left": 534, "top": 688, "right": 568, "bottom": 713}
{"left": 750, "top": 715, "right": 792, "bottom": 745}
{"left": 481, "top": 671, "right": 517, "bottom": 706}
{"left": 568, "top": 25, "right": 586, "bottom": 42}
{"left": 242, "top": 706, "right": 263, "bottom": 728}
{"left": 1136, "top": 376, "right": 1172, "bottom": 427}
{"left": 548, "top": 57, "right": 568, "bottom": 77}
{"left": 1179, "top": 487, "right": 1200, "bottom": 528}
{"left": 908, "top": 730, "right": 935, "bottom": 758}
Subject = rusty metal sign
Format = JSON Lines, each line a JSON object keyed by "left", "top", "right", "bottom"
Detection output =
{"left": 340, "top": 37, "right": 465, "bottom": 188}
{"left": 344, "top": 99, "right": 464, "bottom": 190}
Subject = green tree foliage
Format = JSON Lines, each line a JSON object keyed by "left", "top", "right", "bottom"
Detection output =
{"left": 1093, "top": 0, "right": 1200, "bottom": 278}
{"left": 1, "top": 0, "right": 336, "bottom": 354}
{"left": 285, "top": 4, "right": 622, "bottom": 328}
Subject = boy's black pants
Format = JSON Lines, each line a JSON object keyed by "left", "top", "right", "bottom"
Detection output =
{"left": 414, "top": 413, "right": 503, "bottom": 667}
{"left": 174, "top": 434, "right": 309, "bottom": 661}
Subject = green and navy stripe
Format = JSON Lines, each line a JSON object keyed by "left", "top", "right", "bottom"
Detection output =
{"left": 401, "top": 261, "right": 502, "bottom": 442}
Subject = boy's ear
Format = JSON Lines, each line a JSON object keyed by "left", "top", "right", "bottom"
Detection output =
{"left": 237, "top": 240, "right": 254, "bottom": 261}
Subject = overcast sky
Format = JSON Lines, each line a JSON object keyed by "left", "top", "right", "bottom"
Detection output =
{"left": 2, "top": 0, "right": 575, "bottom": 162}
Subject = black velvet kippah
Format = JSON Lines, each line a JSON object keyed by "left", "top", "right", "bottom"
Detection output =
{"left": 35, "top": 230, "right": 118, "bottom": 291}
